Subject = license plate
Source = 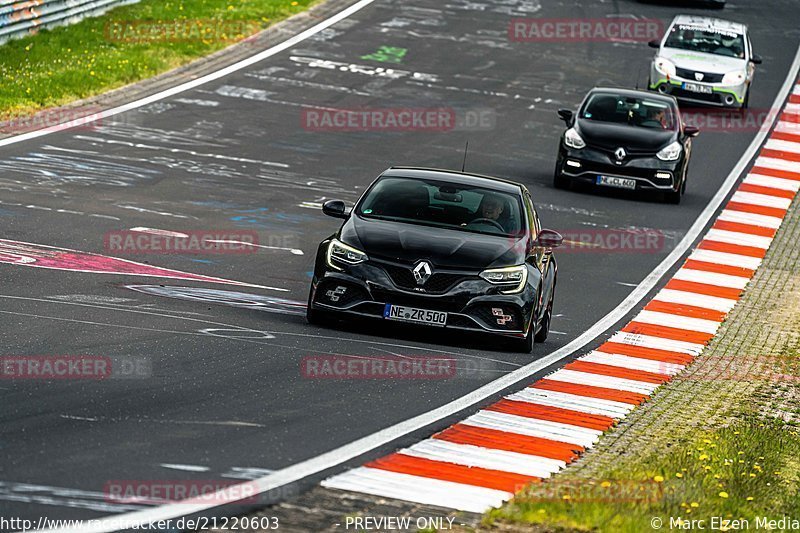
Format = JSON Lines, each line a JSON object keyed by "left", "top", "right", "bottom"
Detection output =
{"left": 597, "top": 175, "right": 636, "bottom": 190}
{"left": 682, "top": 82, "right": 713, "bottom": 94}
{"left": 384, "top": 304, "right": 447, "bottom": 327}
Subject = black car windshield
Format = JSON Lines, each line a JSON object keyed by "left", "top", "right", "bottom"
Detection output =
{"left": 580, "top": 94, "right": 677, "bottom": 130}
{"left": 664, "top": 24, "right": 745, "bottom": 58}
{"left": 357, "top": 177, "right": 524, "bottom": 237}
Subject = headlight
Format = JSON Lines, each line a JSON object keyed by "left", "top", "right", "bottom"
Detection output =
{"left": 657, "top": 141, "right": 682, "bottom": 162}
{"left": 721, "top": 70, "right": 746, "bottom": 86}
{"left": 564, "top": 128, "right": 586, "bottom": 150}
{"left": 654, "top": 57, "right": 676, "bottom": 78}
{"left": 480, "top": 265, "right": 528, "bottom": 294}
{"left": 326, "top": 239, "right": 368, "bottom": 270}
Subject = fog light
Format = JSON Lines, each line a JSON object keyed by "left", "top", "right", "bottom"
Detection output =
{"left": 655, "top": 172, "right": 672, "bottom": 180}
{"left": 566, "top": 160, "right": 582, "bottom": 168}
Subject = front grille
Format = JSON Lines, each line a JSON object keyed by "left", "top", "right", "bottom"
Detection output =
{"left": 470, "top": 305, "right": 523, "bottom": 331}
{"left": 370, "top": 288, "right": 469, "bottom": 312}
{"left": 315, "top": 281, "right": 368, "bottom": 308}
{"left": 675, "top": 67, "right": 724, "bottom": 84}
{"left": 381, "top": 264, "right": 476, "bottom": 294}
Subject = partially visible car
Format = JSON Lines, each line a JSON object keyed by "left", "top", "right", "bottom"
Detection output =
{"left": 648, "top": 15, "right": 761, "bottom": 108}
{"left": 307, "top": 167, "right": 562, "bottom": 353}
{"left": 554, "top": 87, "right": 699, "bottom": 204}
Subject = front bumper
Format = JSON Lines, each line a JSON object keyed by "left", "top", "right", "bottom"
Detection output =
{"left": 309, "top": 260, "right": 537, "bottom": 339}
{"left": 649, "top": 69, "right": 747, "bottom": 108}
{"left": 557, "top": 145, "right": 684, "bottom": 192}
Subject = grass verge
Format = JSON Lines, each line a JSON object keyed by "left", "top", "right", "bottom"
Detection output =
{"left": 0, "top": 0, "right": 319, "bottom": 119}
{"left": 486, "top": 418, "right": 800, "bottom": 532}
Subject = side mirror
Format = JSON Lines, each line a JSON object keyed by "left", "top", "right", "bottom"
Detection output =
{"left": 557, "top": 108, "right": 574, "bottom": 125}
{"left": 534, "top": 229, "right": 563, "bottom": 248}
{"left": 322, "top": 199, "right": 350, "bottom": 219}
{"left": 751, "top": 54, "right": 763, "bottom": 65}
{"left": 684, "top": 125, "right": 700, "bottom": 138}
{"left": 648, "top": 39, "right": 661, "bottom": 49}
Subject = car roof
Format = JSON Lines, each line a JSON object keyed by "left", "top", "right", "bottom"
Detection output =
{"left": 380, "top": 167, "right": 525, "bottom": 195}
{"left": 670, "top": 15, "right": 747, "bottom": 35}
{"left": 585, "top": 87, "right": 678, "bottom": 107}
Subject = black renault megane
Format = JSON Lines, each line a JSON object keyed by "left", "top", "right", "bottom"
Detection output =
{"left": 554, "top": 87, "right": 699, "bottom": 204}
{"left": 307, "top": 167, "right": 562, "bottom": 352}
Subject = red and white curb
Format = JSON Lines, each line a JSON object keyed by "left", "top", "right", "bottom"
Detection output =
{"left": 321, "top": 81, "right": 800, "bottom": 514}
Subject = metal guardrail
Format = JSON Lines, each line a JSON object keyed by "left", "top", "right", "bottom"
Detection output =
{"left": 0, "top": 0, "right": 140, "bottom": 44}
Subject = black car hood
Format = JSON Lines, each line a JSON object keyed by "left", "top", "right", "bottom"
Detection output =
{"left": 340, "top": 215, "right": 526, "bottom": 269}
{"left": 576, "top": 120, "right": 676, "bottom": 152}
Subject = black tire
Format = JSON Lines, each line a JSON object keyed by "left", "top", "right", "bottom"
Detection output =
{"left": 554, "top": 168, "right": 570, "bottom": 190}
{"left": 512, "top": 328, "right": 534, "bottom": 353}
{"left": 306, "top": 287, "right": 333, "bottom": 325}
{"left": 534, "top": 298, "right": 553, "bottom": 343}
{"left": 665, "top": 189, "right": 682, "bottom": 204}
{"left": 306, "top": 305, "right": 331, "bottom": 325}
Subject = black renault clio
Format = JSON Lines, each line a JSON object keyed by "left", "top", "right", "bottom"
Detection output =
{"left": 554, "top": 87, "right": 699, "bottom": 204}
{"left": 307, "top": 167, "right": 562, "bottom": 352}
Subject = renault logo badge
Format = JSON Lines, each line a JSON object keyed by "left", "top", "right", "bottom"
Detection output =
{"left": 412, "top": 261, "right": 432, "bottom": 285}
{"left": 695, "top": 72, "right": 704, "bottom": 81}
{"left": 615, "top": 147, "right": 627, "bottom": 161}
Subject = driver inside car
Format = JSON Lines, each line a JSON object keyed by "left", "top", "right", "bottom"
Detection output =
{"left": 465, "top": 193, "right": 507, "bottom": 232}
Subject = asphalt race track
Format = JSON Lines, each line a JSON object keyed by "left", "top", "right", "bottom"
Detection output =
{"left": 1, "top": 0, "right": 799, "bottom": 526}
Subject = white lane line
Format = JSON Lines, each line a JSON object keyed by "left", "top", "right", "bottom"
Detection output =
{"left": 688, "top": 248, "right": 763, "bottom": 270}
{"left": 159, "top": 464, "right": 211, "bottom": 473}
{"left": 730, "top": 191, "right": 792, "bottom": 210}
{"left": 321, "top": 468, "right": 511, "bottom": 513}
{"left": 400, "top": 440, "right": 565, "bottom": 478}
{"left": 765, "top": 138, "right": 800, "bottom": 154}
{"left": 744, "top": 174, "right": 800, "bottom": 192}
{"left": 653, "top": 288, "right": 738, "bottom": 313}
{"left": 754, "top": 156, "right": 800, "bottom": 174}
{"left": 609, "top": 332, "right": 706, "bottom": 356}
{"left": 40, "top": 25, "right": 800, "bottom": 533}
{"left": 205, "top": 239, "right": 304, "bottom": 256}
{"left": 704, "top": 228, "right": 773, "bottom": 249}
{"left": 582, "top": 351, "right": 684, "bottom": 375}
{"left": 717, "top": 209, "right": 784, "bottom": 229}
{"left": 673, "top": 268, "right": 751, "bottom": 290}
{"left": 632, "top": 309, "right": 722, "bottom": 335}
{"left": 462, "top": 411, "right": 601, "bottom": 448}
{"left": 506, "top": 389, "right": 633, "bottom": 419}
{"left": 546, "top": 369, "right": 659, "bottom": 395}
